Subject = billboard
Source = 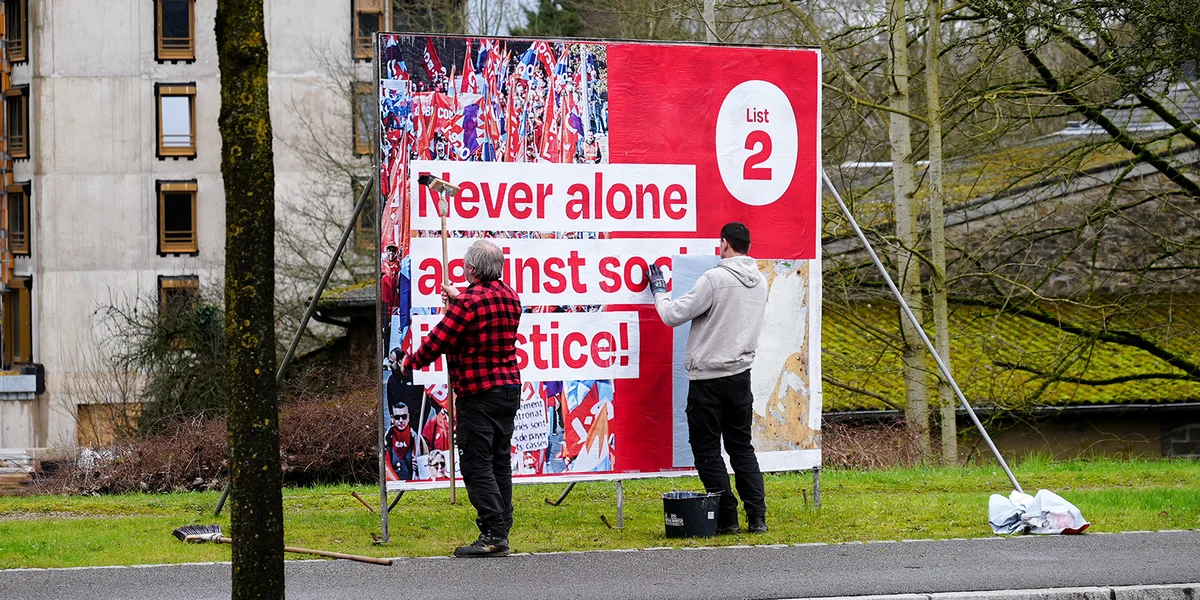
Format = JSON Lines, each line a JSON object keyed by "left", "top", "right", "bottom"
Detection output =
{"left": 377, "top": 34, "right": 821, "bottom": 491}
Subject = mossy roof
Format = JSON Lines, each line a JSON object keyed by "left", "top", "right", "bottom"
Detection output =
{"left": 317, "top": 280, "right": 376, "bottom": 310}
{"left": 822, "top": 297, "right": 1200, "bottom": 412}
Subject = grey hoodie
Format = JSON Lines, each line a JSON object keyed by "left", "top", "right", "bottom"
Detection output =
{"left": 653, "top": 255, "right": 768, "bottom": 380}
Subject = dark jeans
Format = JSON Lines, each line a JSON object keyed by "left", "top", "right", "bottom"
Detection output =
{"left": 457, "top": 385, "right": 521, "bottom": 538}
{"left": 686, "top": 370, "right": 766, "bottom": 526}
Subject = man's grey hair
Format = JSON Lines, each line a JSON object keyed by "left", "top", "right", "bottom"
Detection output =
{"left": 464, "top": 239, "right": 504, "bottom": 281}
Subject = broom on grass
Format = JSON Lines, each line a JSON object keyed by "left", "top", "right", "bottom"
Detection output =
{"left": 171, "top": 525, "right": 393, "bottom": 566}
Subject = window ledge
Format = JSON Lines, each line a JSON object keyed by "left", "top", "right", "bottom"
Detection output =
{"left": 0, "top": 374, "right": 37, "bottom": 394}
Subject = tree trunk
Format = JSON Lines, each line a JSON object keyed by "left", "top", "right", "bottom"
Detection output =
{"left": 925, "top": 0, "right": 956, "bottom": 466}
{"left": 216, "top": 1, "right": 283, "bottom": 598}
{"left": 887, "top": 0, "right": 931, "bottom": 460}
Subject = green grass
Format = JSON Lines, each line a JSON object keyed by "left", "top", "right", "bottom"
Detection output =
{"left": 1, "top": 457, "right": 1196, "bottom": 569}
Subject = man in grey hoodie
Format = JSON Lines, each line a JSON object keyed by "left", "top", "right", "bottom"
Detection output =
{"left": 647, "top": 222, "right": 769, "bottom": 534}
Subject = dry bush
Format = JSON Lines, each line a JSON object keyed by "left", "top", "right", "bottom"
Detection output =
{"left": 35, "top": 366, "right": 380, "bottom": 494}
{"left": 821, "top": 420, "right": 925, "bottom": 470}
{"left": 33, "top": 419, "right": 229, "bottom": 495}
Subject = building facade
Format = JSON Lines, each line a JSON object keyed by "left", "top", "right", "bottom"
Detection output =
{"left": 0, "top": 0, "right": 395, "bottom": 455}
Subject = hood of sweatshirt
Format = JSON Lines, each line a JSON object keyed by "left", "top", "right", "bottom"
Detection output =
{"left": 717, "top": 255, "right": 764, "bottom": 288}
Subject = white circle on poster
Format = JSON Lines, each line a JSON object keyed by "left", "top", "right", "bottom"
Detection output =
{"left": 715, "top": 80, "right": 798, "bottom": 207}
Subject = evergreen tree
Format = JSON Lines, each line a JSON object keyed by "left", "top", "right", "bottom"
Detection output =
{"left": 510, "top": 0, "right": 585, "bottom": 38}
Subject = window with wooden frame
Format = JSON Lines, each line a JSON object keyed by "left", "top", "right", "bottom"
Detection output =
{"left": 157, "top": 180, "right": 198, "bottom": 255}
{"left": 352, "top": 179, "right": 376, "bottom": 250}
{"left": 158, "top": 276, "right": 200, "bottom": 318}
{"left": 4, "top": 0, "right": 27, "bottom": 63}
{"left": 2, "top": 276, "right": 31, "bottom": 365}
{"left": 156, "top": 0, "right": 195, "bottom": 61}
{"left": 156, "top": 84, "right": 197, "bottom": 158}
{"left": 352, "top": 0, "right": 384, "bottom": 60}
{"left": 5, "top": 86, "right": 28, "bottom": 159}
{"left": 6, "top": 182, "right": 29, "bottom": 256}
{"left": 352, "top": 82, "right": 374, "bottom": 155}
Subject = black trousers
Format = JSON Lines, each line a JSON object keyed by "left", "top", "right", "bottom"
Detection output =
{"left": 457, "top": 385, "right": 521, "bottom": 538}
{"left": 686, "top": 370, "right": 766, "bottom": 526}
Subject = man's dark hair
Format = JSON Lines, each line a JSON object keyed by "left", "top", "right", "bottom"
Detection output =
{"left": 720, "top": 222, "right": 751, "bottom": 254}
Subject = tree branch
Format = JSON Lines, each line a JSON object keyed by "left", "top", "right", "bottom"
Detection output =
{"left": 994, "top": 361, "right": 1197, "bottom": 386}
{"left": 822, "top": 376, "right": 903, "bottom": 410}
{"left": 1016, "top": 41, "right": 1200, "bottom": 200}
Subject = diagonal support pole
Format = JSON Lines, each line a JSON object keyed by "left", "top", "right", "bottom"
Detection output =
{"left": 822, "top": 170, "right": 1023, "bottom": 494}
{"left": 214, "top": 178, "right": 376, "bottom": 516}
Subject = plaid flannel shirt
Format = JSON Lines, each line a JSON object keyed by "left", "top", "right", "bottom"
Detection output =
{"left": 405, "top": 278, "right": 522, "bottom": 397}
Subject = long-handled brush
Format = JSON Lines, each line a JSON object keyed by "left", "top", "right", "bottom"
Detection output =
{"left": 172, "top": 525, "right": 393, "bottom": 566}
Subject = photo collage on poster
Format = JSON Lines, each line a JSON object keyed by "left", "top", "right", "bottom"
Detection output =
{"left": 378, "top": 35, "right": 618, "bottom": 485}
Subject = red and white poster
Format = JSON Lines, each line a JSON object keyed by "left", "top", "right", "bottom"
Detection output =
{"left": 377, "top": 35, "right": 822, "bottom": 490}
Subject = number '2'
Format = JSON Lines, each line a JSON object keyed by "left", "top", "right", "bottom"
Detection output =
{"left": 743, "top": 130, "right": 772, "bottom": 181}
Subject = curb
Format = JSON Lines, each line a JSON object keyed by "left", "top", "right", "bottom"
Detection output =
{"left": 799, "top": 583, "right": 1200, "bottom": 600}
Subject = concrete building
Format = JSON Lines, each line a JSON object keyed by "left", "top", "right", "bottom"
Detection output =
{"left": 0, "top": 0, "right": 406, "bottom": 460}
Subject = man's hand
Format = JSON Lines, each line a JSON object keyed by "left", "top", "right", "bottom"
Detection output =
{"left": 441, "top": 283, "right": 461, "bottom": 304}
{"left": 647, "top": 264, "right": 668, "bottom": 295}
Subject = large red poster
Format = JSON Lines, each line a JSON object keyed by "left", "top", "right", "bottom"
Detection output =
{"left": 377, "top": 35, "right": 822, "bottom": 491}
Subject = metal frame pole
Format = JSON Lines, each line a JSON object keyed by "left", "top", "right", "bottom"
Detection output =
{"left": 373, "top": 39, "right": 389, "bottom": 542}
{"left": 615, "top": 480, "right": 624, "bottom": 529}
{"left": 544, "top": 482, "right": 577, "bottom": 506}
{"left": 213, "top": 178, "right": 376, "bottom": 516}
{"left": 822, "top": 170, "right": 1023, "bottom": 493}
{"left": 813, "top": 467, "right": 821, "bottom": 509}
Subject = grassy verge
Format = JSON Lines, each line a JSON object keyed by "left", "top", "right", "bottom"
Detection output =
{"left": 1, "top": 457, "right": 1197, "bottom": 569}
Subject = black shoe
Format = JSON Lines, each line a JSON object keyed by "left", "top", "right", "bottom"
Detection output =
{"left": 716, "top": 524, "right": 740, "bottom": 535}
{"left": 747, "top": 517, "right": 768, "bottom": 534}
{"left": 453, "top": 534, "right": 511, "bottom": 557}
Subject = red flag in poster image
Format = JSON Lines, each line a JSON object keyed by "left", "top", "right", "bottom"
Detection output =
{"left": 423, "top": 38, "right": 444, "bottom": 81}
{"left": 533, "top": 40, "right": 556, "bottom": 76}
{"left": 505, "top": 76, "right": 521, "bottom": 161}
{"left": 539, "top": 90, "right": 560, "bottom": 162}
{"left": 429, "top": 92, "right": 457, "bottom": 160}
{"left": 460, "top": 39, "right": 477, "bottom": 95}
{"left": 480, "top": 39, "right": 504, "bottom": 93}
{"left": 561, "top": 87, "right": 581, "bottom": 161}
{"left": 412, "top": 94, "right": 433, "bottom": 160}
{"left": 425, "top": 384, "right": 450, "bottom": 410}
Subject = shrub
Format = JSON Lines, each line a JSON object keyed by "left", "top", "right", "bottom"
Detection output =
{"left": 35, "top": 369, "right": 379, "bottom": 494}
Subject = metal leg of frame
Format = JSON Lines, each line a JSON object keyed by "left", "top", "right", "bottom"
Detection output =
{"left": 545, "top": 482, "right": 577, "bottom": 506}
{"left": 387, "top": 490, "right": 405, "bottom": 514}
{"left": 813, "top": 467, "right": 821, "bottom": 510}
{"left": 616, "top": 481, "right": 625, "bottom": 529}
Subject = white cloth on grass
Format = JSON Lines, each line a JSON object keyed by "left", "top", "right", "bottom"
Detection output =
{"left": 989, "top": 489, "right": 1090, "bottom": 535}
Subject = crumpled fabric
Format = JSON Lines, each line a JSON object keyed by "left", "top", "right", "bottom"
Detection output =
{"left": 988, "top": 489, "right": 1090, "bottom": 535}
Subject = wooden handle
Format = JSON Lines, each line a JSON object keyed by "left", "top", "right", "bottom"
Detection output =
{"left": 283, "top": 545, "right": 393, "bottom": 566}
{"left": 214, "top": 536, "right": 392, "bottom": 566}
{"left": 440, "top": 212, "right": 457, "bottom": 505}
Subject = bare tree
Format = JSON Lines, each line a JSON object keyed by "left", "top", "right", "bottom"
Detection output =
{"left": 886, "top": 0, "right": 932, "bottom": 459}
{"left": 925, "top": 0, "right": 956, "bottom": 464}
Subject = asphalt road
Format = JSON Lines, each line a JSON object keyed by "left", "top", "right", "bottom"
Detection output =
{"left": 2, "top": 530, "right": 1198, "bottom": 600}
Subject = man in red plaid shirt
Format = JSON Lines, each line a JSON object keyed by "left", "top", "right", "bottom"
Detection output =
{"left": 402, "top": 239, "right": 522, "bottom": 557}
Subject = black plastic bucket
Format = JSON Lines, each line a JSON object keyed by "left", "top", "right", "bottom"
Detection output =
{"left": 662, "top": 491, "right": 721, "bottom": 538}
